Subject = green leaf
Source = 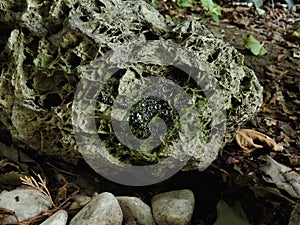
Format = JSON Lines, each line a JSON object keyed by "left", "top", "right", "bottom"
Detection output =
{"left": 165, "top": 15, "right": 172, "bottom": 21}
{"left": 177, "top": 0, "right": 193, "bottom": 8}
{"left": 211, "top": 13, "right": 220, "bottom": 24}
{"left": 213, "top": 200, "right": 250, "bottom": 225}
{"left": 247, "top": 0, "right": 263, "bottom": 8}
{"left": 201, "top": 0, "right": 215, "bottom": 9}
{"left": 150, "top": 0, "right": 158, "bottom": 9}
{"left": 201, "top": 0, "right": 221, "bottom": 23}
{"left": 243, "top": 35, "right": 267, "bottom": 56}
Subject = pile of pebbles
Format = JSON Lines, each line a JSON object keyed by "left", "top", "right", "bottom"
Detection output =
{"left": 0, "top": 187, "right": 195, "bottom": 225}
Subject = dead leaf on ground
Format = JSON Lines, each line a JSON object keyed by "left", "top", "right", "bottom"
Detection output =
{"left": 55, "top": 183, "right": 68, "bottom": 204}
{"left": 290, "top": 156, "right": 300, "bottom": 166}
{"left": 213, "top": 200, "right": 249, "bottom": 225}
{"left": 288, "top": 202, "right": 300, "bottom": 225}
{"left": 236, "top": 129, "right": 284, "bottom": 153}
{"left": 260, "top": 155, "right": 300, "bottom": 199}
{"left": 249, "top": 185, "right": 295, "bottom": 204}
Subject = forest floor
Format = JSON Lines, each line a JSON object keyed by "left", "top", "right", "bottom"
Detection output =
{"left": 1, "top": 1, "right": 300, "bottom": 225}
{"left": 152, "top": 1, "right": 300, "bottom": 224}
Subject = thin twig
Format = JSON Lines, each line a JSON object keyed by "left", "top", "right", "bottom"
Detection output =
{"left": 20, "top": 175, "right": 55, "bottom": 207}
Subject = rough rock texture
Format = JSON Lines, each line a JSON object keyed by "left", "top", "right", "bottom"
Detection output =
{"left": 151, "top": 189, "right": 195, "bottom": 225}
{"left": 0, "top": 0, "right": 263, "bottom": 170}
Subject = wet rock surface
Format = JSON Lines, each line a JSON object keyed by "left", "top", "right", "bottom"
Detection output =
{"left": 0, "top": 0, "right": 262, "bottom": 170}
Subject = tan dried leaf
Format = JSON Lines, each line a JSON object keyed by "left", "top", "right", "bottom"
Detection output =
{"left": 55, "top": 183, "right": 68, "bottom": 204}
{"left": 236, "top": 129, "right": 283, "bottom": 153}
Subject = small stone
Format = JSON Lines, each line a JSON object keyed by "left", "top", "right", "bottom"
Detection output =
{"left": 69, "top": 192, "right": 123, "bottom": 225}
{"left": 74, "top": 194, "right": 91, "bottom": 206}
{"left": 0, "top": 186, "right": 52, "bottom": 222}
{"left": 69, "top": 194, "right": 92, "bottom": 210}
{"left": 117, "top": 196, "right": 156, "bottom": 225}
{"left": 151, "top": 189, "right": 195, "bottom": 225}
{"left": 40, "top": 210, "right": 68, "bottom": 225}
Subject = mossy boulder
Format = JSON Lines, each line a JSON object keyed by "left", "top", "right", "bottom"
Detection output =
{"left": 0, "top": 0, "right": 262, "bottom": 171}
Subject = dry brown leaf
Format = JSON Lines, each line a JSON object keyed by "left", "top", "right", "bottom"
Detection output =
{"left": 236, "top": 129, "right": 284, "bottom": 153}
{"left": 55, "top": 183, "right": 68, "bottom": 204}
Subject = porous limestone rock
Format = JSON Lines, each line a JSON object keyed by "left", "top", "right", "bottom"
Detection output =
{"left": 0, "top": 0, "right": 263, "bottom": 172}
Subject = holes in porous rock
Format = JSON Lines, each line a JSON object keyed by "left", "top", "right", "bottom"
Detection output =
{"left": 284, "top": 82, "right": 299, "bottom": 93}
{"left": 231, "top": 96, "right": 241, "bottom": 107}
{"left": 0, "top": 122, "right": 12, "bottom": 145}
{"left": 79, "top": 16, "right": 89, "bottom": 22}
{"left": 143, "top": 31, "right": 159, "bottom": 40}
{"left": 207, "top": 50, "right": 220, "bottom": 63}
{"left": 240, "top": 76, "right": 251, "bottom": 91}
{"left": 60, "top": 3, "right": 71, "bottom": 17}
{"left": 22, "top": 27, "right": 31, "bottom": 37}
{"left": 94, "top": 0, "right": 106, "bottom": 11}
{"left": 64, "top": 93, "right": 74, "bottom": 104}
{"left": 175, "top": 32, "right": 192, "bottom": 42}
{"left": 64, "top": 124, "right": 73, "bottom": 130}
{"left": 10, "top": 2, "right": 27, "bottom": 13}
{"left": 43, "top": 93, "right": 62, "bottom": 109}
{"left": 49, "top": 22, "right": 65, "bottom": 35}
{"left": 0, "top": 24, "right": 11, "bottom": 51}
{"left": 34, "top": 96, "right": 40, "bottom": 106}
{"left": 38, "top": 3, "right": 51, "bottom": 18}
{"left": 58, "top": 81, "right": 66, "bottom": 87}
{"left": 165, "top": 66, "right": 198, "bottom": 92}
{"left": 65, "top": 52, "right": 81, "bottom": 69}
{"left": 24, "top": 52, "right": 35, "bottom": 65}
{"left": 113, "top": 31, "right": 122, "bottom": 38}
{"left": 26, "top": 81, "right": 33, "bottom": 90}
{"left": 56, "top": 142, "right": 63, "bottom": 149}
{"left": 98, "top": 26, "right": 107, "bottom": 34}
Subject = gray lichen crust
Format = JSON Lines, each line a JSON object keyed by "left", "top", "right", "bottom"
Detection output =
{"left": 0, "top": 0, "right": 263, "bottom": 170}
